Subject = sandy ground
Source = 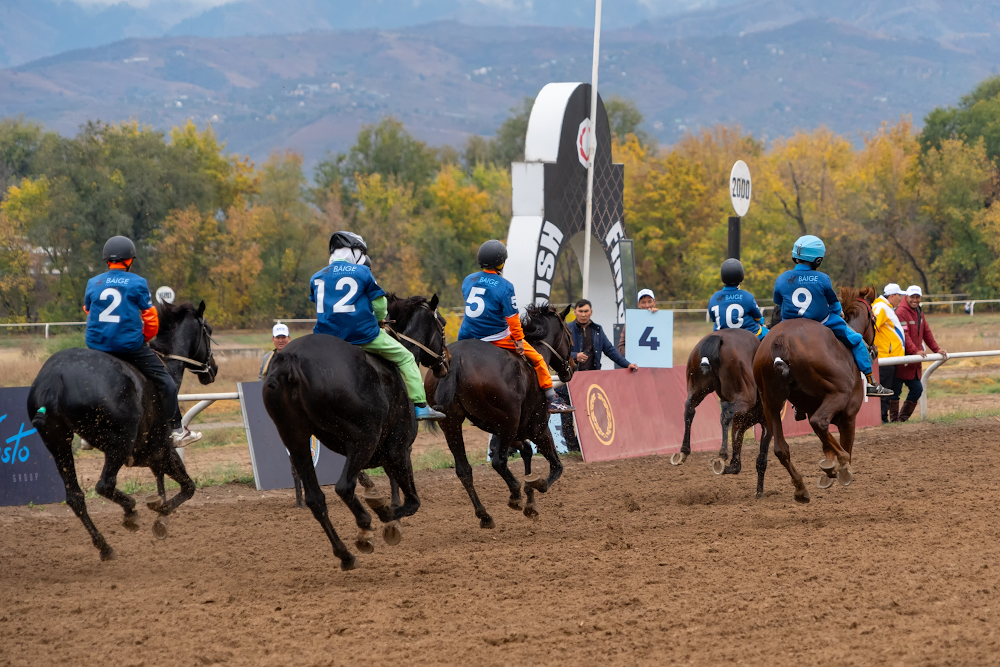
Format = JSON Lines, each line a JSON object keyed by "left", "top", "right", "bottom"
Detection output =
{"left": 4, "top": 415, "right": 1000, "bottom": 666}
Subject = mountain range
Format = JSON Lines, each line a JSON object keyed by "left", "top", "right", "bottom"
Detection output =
{"left": 0, "top": 0, "right": 996, "bottom": 170}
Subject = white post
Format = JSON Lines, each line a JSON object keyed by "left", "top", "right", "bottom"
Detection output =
{"left": 581, "top": 0, "right": 602, "bottom": 300}
{"left": 45, "top": 323, "right": 49, "bottom": 339}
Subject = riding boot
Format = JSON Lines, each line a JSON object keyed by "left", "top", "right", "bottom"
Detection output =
{"left": 898, "top": 400, "right": 919, "bottom": 423}
{"left": 888, "top": 400, "right": 900, "bottom": 423}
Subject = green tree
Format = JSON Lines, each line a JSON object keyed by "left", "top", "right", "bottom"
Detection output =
{"left": 921, "top": 75, "right": 1000, "bottom": 165}
{"left": 604, "top": 96, "right": 654, "bottom": 149}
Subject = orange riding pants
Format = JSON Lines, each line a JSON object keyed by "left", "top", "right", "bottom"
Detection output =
{"left": 490, "top": 336, "right": 552, "bottom": 390}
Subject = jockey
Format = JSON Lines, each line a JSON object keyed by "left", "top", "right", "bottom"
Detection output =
{"left": 457, "top": 240, "right": 574, "bottom": 414}
{"left": 84, "top": 236, "right": 201, "bottom": 447}
{"left": 310, "top": 231, "right": 445, "bottom": 421}
{"left": 773, "top": 235, "right": 893, "bottom": 397}
{"left": 708, "top": 258, "right": 768, "bottom": 340}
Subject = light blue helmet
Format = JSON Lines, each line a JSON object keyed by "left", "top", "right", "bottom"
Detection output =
{"left": 792, "top": 235, "right": 826, "bottom": 262}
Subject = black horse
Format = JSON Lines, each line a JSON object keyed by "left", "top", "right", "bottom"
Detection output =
{"left": 283, "top": 294, "right": 450, "bottom": 510}
{"left": 425, "top": 303, "right": 575, "bottom": 528}
{"left": 262, "top": 294, "right": 449, "bottom": 570}
{"left": 27, "top": 301, "right": 218, "bottom": 561}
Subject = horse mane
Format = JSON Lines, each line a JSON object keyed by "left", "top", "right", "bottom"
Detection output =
{"left": 521, "top": 303, "right": 557, "bottom": 342}
{"left": 385, "top": 293, "right": 429, "bottom": 330}
{"left": 156, "top": 301, "right": 200, "bottom": 330}
{"left": 839, "top": 285, "right": 876, "bottom": 322}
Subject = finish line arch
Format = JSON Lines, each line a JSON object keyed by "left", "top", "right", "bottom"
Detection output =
{"left": 505, "top": 82, "right": 627, "bottom": 369}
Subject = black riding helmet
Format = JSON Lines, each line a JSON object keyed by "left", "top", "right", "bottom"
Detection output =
{"left": 478, "top": 239, "right": 508, "bottom": 270}
{"left": 103, "top": 236, "right": 137, "bottom": 264}
{"left": 329, "top": 230, "right": 368, "bottom": 255}
{"left": 721, "top": 258, "right": 744, "bottom": 286}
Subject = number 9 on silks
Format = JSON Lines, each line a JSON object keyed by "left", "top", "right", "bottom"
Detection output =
{"left": 624, "top": 308, "right": 673, "bottom": 368}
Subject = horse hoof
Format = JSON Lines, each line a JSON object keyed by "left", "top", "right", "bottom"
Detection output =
{"left": 122, "top": 513, "right": 140, "bottom": 532}
{"left": 670, "top": 452, "right": 688, "bottom": 466}
{"left": 712, "top": 458, "right": 726, "bottom": 475}
{"left": 382, "top": 520, "right": 402, "bottom": 546}
{"left": 818, "top": 458, "right": 836, "bottom": 472}
{"left": 794, "top": 489, "right": 811, "bottom": 504}
{"left": 480, "top": 517, "right": 495, "bottom": 529}
{"left": 145, "top": 494, "right": 163, "bottom": 512}
{"left": 818, "top": 475, "right": 835, "bottom": 489}
{"left": 340, "top": 555, "right": 357, "bottom": 571}
{"left": 508, "top": 497, "right": 524, "bottom": 511}
{"left": 152, "top": 516, "right": 169, "bottom": 540}
{"left": 523, "top": 473, "right": 540, "bottom": 484}
{"left": 523, "top": 503, "right": 539, "bottom": 519}
{"left": 525, "top": 477, "right": 548, "bottom": 492}
{"left": 99, "top": 546, "right": 117, "bottom": 562}
{"left": 838, "top": 467, "right": 854, "bottom": 487}
{"left": 355, "top": 530, "right": 375, "bottom": 554}
{"left": 364, "top": 494, "right": 387, "bottom": 510}
{"left": 363, "top": 486, "right": 380, "bottom": 498}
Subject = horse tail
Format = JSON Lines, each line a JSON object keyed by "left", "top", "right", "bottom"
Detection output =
{"left": 770, "top": 333, "right": 791, "bottom": 379}
{"left": 30, "top": 377, "right": 63, "bottom": 430}
{"left": 699, "top": 335, "right": 723, "bottom": 375}
{"left": 264, "top": 351, "right": 310, "bottom": 397}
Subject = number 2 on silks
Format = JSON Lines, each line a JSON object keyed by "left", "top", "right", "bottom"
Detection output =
{"left": 638, "top": 326, "right": 660, "bottom": 351}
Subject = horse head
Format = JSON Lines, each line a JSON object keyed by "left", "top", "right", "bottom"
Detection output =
{"left": 150, "top": 300, "right": 219, "bottom": 386}
{"left": 387, "top": 293, "right": 451, "bottom": 378}
{"left": 522, "top": 303, "right": 576, "bottom": 383}
{"left": 840, "top": 285, "right": 878, "bottom": 347}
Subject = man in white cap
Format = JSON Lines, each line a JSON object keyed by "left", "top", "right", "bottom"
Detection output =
{"left": 872, "top": 284, "right": 906, "bottom": 422}
{"left": 894, "top": 285, "right": 947, "bottom": 422}
{"left": 618, "top": 288, "right": 659, "bottom": 356}
{"left": 259, "top": 322, "right": 291, "bottom": 380}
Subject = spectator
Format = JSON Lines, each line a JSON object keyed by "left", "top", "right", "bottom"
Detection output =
{"left": 872, "top": 283, "right": 905, "bottom": 422}
{"left": 259, "top": 323, "right": 291, "bottom": 380}
{"left": 894, "top": 285, "right": 947, "bottom": 422}
{"left": 618, "top": 288, "right": 659, "bottom": 356}
{"left": 558, "top": 299, "right": 638, "bottom": 451}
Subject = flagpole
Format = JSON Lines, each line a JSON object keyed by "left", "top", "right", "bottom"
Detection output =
{"left": 581, "top": 0, "right": 602, "bottom": 300}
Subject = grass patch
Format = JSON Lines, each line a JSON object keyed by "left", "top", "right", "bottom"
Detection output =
{"left": 928, "top": 374, "right": 1000, "bottom": 397}
{"left": 927, "top": 407, "right": 1000, "bottom": 425}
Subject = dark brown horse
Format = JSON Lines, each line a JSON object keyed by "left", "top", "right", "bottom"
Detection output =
{"left": 752, "top": 286, "right": 877, "bottom": 503}
{"left": 671, "top": 327, "right": 772, "bottom": 497}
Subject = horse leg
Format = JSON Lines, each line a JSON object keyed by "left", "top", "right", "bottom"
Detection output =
{"left": 809, "top": 406, "right": 852, "bottom": 487}
{"left": 442, "top": 417, "right": 493, "bottom": 529}
{"left": 673, "top": 387, "right": 711, "bottom": 466}
{"left": 518, "top": 441, "right": 536, "bottom": 516}
{"left": 331, "top": 450, "right": 383, "bottom": 555}
{"left": 530, "top": 427, "right": 563, "bottom": 492}
{"left": 831, "top": 414, "right": 857, "bottom": 487}
{"left": 291, "top": 463, "right": 306, "bottom": 509}
{"left": 146, "top": 445, "right": 197, "bottom": 539}
{"left": 287, "top": 440, "right": 355, "bottom": 569}
{"left": 755, "top": 423, "right": 772, "bottom": 499}
{"left": 92, "top": 442, "right": 140, "bottom": 535}
{"left": 721, "top": 412, "right": 746, "bottom": 475}
{"left": 719, "top": 400, "right": 734, "bottom": 462}
{"left": 490, "top": 433, "right": 525, "bottom": 512}
{"left": 47, "top": 424, "right": 117, "bottom": 561}
{"left": 389, "top": 476, "right": 401, "bottom": 510}
{"left": 379, "top": 447, "right": 420, "bottom": 547}
{"left": 155, "top": 472, "right": 167, "bottom": 506}
{"left": 763, "top": 399, "right": 808, "bottom": 503}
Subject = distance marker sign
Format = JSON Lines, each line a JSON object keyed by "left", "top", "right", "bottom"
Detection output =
{"left": 730, "top": 160, "right": 752, "bottom": 217}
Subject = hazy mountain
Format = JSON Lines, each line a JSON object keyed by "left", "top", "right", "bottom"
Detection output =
{"left": 0, "top": 11, "right": 990, "bottom": 171}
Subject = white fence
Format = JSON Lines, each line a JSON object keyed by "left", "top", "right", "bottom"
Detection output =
{"left": 878, "top": 350, "right": 1000, "bottom": 420}
{"left": 0, "top": 321, "right": 86, "bottom": 338}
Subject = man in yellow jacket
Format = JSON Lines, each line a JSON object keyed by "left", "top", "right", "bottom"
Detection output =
{"left": 872, "top": 283, "right": 906, "bottom": 422}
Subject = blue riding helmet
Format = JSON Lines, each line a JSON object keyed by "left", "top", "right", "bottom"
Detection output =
{"left": 791, "top": 235, "right": 826, "bottom": 262}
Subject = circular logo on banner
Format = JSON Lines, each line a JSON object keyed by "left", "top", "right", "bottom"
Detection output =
{"left": 576, "top": 118, "right": 592, "bottom": 168}
{"left": 729, "top": 160, "right": 752, "bottom": 217}
{"left": 586, "top": 384, "right": 615, "bottom": 446}
{"left": 155, "top": 286, "right": 175, "bottom": 305}
{"left": 284, "top": 437, "right": 321, "bottom": 468}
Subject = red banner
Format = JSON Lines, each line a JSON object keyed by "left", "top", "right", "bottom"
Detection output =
{"left": 565, "top": 367, "right": 722, "bottom": 463}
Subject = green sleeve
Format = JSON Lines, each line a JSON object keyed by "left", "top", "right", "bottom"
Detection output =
{"left": 372, "top": 295, "right": 388, "bottom": 322}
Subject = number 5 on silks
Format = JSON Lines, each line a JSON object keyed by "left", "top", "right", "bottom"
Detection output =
{"left": 625, "top": 309, "right": 674, "bottom": 369}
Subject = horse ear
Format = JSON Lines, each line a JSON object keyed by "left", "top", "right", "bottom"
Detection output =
{"left": 560, "top": 305, "right": 571, "bottom": 320}
{"left": 197, "top": 300, "right": 206, "bottom": 317}
{"left": 429, "top": 294, "right": 439, "bottom": 310}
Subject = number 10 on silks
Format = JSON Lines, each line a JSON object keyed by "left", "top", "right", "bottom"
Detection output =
{"left": 624, "top": 309, "right": 673, "bottom": 368}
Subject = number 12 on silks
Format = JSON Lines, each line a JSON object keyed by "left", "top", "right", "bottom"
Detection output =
{"left": 624, "top": 309, "right": 674, "bottom": 369}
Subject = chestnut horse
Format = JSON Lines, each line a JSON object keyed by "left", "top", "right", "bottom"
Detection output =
{"left": 752, "top": 286, "right": 877, "bottom": 503}
{"left": 672, "top": 328, "right": 772, "bottom": 498}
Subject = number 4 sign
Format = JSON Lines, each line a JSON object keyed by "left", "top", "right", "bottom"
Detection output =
{"left": 624, "top": 309, "right": 674, "bottom": 369}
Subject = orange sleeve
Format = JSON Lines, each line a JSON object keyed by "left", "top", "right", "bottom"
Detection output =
{"left": 507, "top": 313, "right": 524, "bottom": 341}
{"left": 141, "top": 306, "right": 159, "bottom": 341}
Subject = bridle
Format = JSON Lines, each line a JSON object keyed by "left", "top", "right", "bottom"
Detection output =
{"left": 154, "top": 316, "right": 216, "bottom": 376}
{"left": 854, "top": 297, "right": 878, "bottom": 360}
{"left": 385, "top": 303, "right": 449, "bottom": 372}
{"left": 530, "top": 311, "right": 574, "bottom": 380}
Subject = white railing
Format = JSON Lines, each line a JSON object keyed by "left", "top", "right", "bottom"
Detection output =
{"left": 176, "top": 391, "right": 240, "bottom": 461}
{"left": 0, "top": 321, "right": 86, "bottom": 338}
{"left": 878, "top": 350, "right": 1000, "bottom": 420}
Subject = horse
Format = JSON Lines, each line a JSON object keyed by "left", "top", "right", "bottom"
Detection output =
{"left": 282, "top": 294, "right": 449, "bottom": 510}
{"left": 671, "top": 328, "right": 772, "bottom": 498}
{"left": 425, "top": 303, "right": 575, "bottom": 528}
{"left": 27, "top": 301, "right": 218, "bottom": 561}
{"left": 752, "top": 286, "right": 878, "bottom": 503}
{"left": 261, "top": 294, "right": 449, "bottom": 571}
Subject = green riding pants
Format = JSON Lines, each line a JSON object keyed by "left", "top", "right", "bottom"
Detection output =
{"left": 361, "top": 329, "right": 426, "bottom": 405}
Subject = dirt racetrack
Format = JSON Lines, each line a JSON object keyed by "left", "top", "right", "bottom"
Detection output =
{"left": 3, "top": 417, "right": 1000, "bottom": 666}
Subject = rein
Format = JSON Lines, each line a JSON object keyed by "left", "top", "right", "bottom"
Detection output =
{"left": 153, "top": 316, "right": 216, "bottom": 375}
{"left": 384, "top": 302, "right": 448, "bottom": 366}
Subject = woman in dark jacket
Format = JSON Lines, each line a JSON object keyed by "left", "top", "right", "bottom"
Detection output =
{"left": 894, "top": 286, "right": 947, "bottom": 422}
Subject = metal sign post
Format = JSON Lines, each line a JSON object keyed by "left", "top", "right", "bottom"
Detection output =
{"left": 728, "top": 160, "right": 752, "bottom": 260}
{"left": 581, "top": 0, "right": 603, "bottom": 299}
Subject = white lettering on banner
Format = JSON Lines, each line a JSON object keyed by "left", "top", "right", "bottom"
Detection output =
{"left": 536, "top": 282, "right": 551, "bottom": 297}
{"left": 604, "top": 221, "right": 627, "bottom": 322}
{"left": 535, "top": 220, "right": 565, "bottom": 304}
{"left": 605, "top": 222, "right": 624, "bottom": 247}
{"left": 540, "top": 221, "right": 563, "bottom": 252}
{"left": 536, "top": 252, "right": 555, "bottom": 280}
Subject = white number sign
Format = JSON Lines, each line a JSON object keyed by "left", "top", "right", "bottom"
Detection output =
{"left": 730, "top": 160, "right": 752, "bottom": 217}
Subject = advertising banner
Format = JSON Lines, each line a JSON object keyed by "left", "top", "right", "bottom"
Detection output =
{"left": 565, "top": 367, "right": 722, "bottom": 463}
{"left": 0, "top": 386, "right": 64, "bottom": 506}
{"left": 624, "top": 309, "right": 673, "bottom": 368}
{"left": 238, "top": 381, "right": 345, "bottom": 491}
